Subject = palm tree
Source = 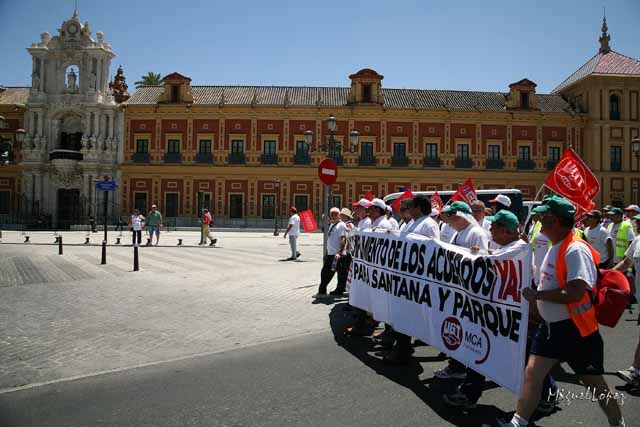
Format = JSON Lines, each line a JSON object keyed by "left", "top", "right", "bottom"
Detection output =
{"left": 134, "top": 72, "right": 163, "bottom": 88}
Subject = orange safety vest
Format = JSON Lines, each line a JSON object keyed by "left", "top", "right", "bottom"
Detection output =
{"left": 555, "top": 233, "right": 600, "bottom": 337}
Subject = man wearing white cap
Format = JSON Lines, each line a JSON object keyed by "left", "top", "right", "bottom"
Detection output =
{"left": 385, "top": 205, "right": 400, "bottom": 231}
{"left": 489, "top": 194, "right": 512, "bottom": 214}
{"left": 368, "top": 198, "right": 393, "bottom": 231}
{"left": 352, "top": 198, "right": 372, "bottom": 230}
{"left": 314, "top": 207, "right": 347, "bottom": 299}
{"left": 624, "top": 205, "right": 640, "bottom": 223}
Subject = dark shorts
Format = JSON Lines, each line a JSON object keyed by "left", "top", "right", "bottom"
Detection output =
{"left": 530, "top": 319, "right": 604, "bottom": 375}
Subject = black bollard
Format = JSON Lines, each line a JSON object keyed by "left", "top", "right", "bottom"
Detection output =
{"left": 24, "top": 236, "right": 30, "bottom": 243}
{"left": 84, "top": 237, "right": 90, "bottom": 245}
{"left": 101, "top": 240, "right": 107, "bottom": 265}
{"left": 58, "top": 236, "right": 63, "bottom": 255}
{"left": 146, "top": 237, "right": 151, "bottom": 246}
{"left": 115, "top": 237, "right": 121, "bottom": 245}
{"left": 177, "top": 239, "right": 183, "bottom": 246}
{"left": 133, "top": 244, "right": 139, "bottom": 271}
{"left": 54, "top": 236, "right": 59, "bottom": 244}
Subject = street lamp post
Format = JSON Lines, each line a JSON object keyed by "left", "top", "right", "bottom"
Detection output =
{"left": 273, "top": 178, "right": 280, "bottom": 236}
{"left": 304, "top": 116, "right": 359, "bottom": 256}
{"left": 632, "top": 138, "right": 640, "bottom": 204}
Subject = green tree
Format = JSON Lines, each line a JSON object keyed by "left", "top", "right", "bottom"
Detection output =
{"left": 134, "top": 72, "right": 163, "bottom": 88}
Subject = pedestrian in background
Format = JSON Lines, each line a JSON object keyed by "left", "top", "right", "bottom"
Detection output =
{"left": 584, "top": 210, "right": 613, "bottom": 268}
{"left": 385, "top": 205, "right": 399, "bottom": 230}
{"left": 607, "top": 207, "right": 635, "bottom": 264}
{"left": 201, "top": 208, "right": 217, "bottom": 247}
{"left": 146, "top": 204, "right": 163, "bottom": 246}
{"left": 128, "top": 208, "right": 144, "bottom": 246}
{"left": 283, "top": 206, "right": 301, "bottom": 260}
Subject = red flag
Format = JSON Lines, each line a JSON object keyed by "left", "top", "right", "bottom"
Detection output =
{"left": 450, "top": 178, "right": 478, "bottom": 205}
{"left": 544, "top": 148, "right": 599, "bottom": 212}
{"left": 364, "top": 191, "right": 375, "bottom": 201}
{"left": 298, "top": 210, "right": 318, "bottom": 232}
{"left": 392, "top": 189, "right": 414, "bottom": 212}
{"left": 431, "top": 191, "right": 444, "bottom": 212}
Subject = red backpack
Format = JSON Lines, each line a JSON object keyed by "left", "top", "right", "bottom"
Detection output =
{"left": 592, "top": 269, "right": 631, "bottom": 327}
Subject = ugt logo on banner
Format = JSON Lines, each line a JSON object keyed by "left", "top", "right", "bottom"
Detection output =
{"left": 544, "top": 148, "right": 599, "bottom": 212}
{"left": 298, "top": 210, "right": 318, "bottom": 232}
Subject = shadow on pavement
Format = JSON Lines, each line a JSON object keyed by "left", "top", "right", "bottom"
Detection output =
{"left": 328, "top": 303, "right": 510, "bottom": 427}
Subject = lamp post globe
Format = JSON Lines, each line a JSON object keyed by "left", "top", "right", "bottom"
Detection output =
{"left": 327, "top": 115, "right": 337, "bottom": 133}
{"left": 350, "top": 130, "right": 359, "bottom": 151}
{"left": 15, "top": 128, "right": 25, "bottom": 144}
{"left": 304, "top": 130, "right": 313, "bottom": 147}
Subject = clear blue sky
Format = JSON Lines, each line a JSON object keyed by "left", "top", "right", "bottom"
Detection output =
{"left": 1, "top": 0, "right": 639, "bottom": 93}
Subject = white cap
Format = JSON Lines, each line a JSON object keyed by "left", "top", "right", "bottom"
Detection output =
{"left": 370, "top": 198, "right": 387, "bottom": 210}
{"left": 489, "top": 194, "right": 512, "bottom": 208}
{"left": 329, "top": 207, "right": 340, "bottom": 214}
{"left": 385, "top": 205, "right": 393, "bottom": 213}
{"left": 430, "top": 208, "right": 439, "bottom": 217}
{"left": 352, "top": 198, "right": 373, "bottom": 207}
{"left": 624, "top": 204, "right": 640, "bottom": 213}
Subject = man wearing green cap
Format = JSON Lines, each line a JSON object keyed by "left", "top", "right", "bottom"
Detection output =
{"left": 501, "top": 195, "right": 625, "bottom": 427}
{"left": 607, "top": 207, "right": 636, "bottom": 264}
{"left": 614, "top": 213, "right": 640, "bottom": 388}
{"left": 434, "top": 201, "right": 489, "bottom": 380}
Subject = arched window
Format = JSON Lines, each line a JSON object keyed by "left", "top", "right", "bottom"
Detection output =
{"left": 610, "top": 94, "right": 621, "bottom": 120}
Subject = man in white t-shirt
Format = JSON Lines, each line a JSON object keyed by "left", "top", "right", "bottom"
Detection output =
{"left": 314, "top": 207, "right": 347, "bottom": 299}
{"left": 283, "top": 206, "right": 301, "bottom": 261}
{"left": 128, "top": 209, "right": 145, "bottom": 246}
{"left": 502, "top": 196, "right": 624, "bottom": 427}
{"left": 385, "top": 205, "right": 400, "bottom": 230}
{"left": 471, "top": 200, "right": 491, "bottom": 232}
{"left": 368, "top": 198, "right": 393, "bottom": 231}
{"left": 404, "top": 195, "right": 440, "bottom": 239}
{"left": 398, "top": 199, "right": 414, "bottom": 231}
{"left": 615, "top": 213, "right": 640, "bottom": 387}
{"left": 584, "top": 210, "right": 614, "bottom": 268}
{"left": 439, "top": 216, "right": 456, "bottom": 243}
{"left": 352, "top": 198, "right": 373, "bottom": 230}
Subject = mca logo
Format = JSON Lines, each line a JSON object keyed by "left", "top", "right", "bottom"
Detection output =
{"left": 441, "top": 317, "right": 463, "bottom": 351}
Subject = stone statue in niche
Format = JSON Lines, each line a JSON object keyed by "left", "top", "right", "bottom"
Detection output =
{"left": 32, "top": 72, "right": 40, "bottom": 90}
{"left": 66, "top": 68, "right": 78, "bottom": 93}
{"left": 89, "top": 71, "right": 97, "bottom": 90}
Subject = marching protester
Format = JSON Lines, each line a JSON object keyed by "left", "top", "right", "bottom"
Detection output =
{"left": 471, "top": 200, "right": 491, "bottom": 231}
{"left": 584, "top": 210, "right": 614, "bottom": 268}
{"left": 333, "top": 208, "right": 355, "bottom": 296}
{"left": 434, "top": 201, "right": 489, "bottom": 380}
{"left": 201, "top": 208, "right": 218, "bottom": 247}
{"left": 398, "top": 199, "right": 414, "bottom": 231}
{"left": 439, "top": 213, "right": 456, "bottom": 243}
{"left": 615, "top": 212, "right": 640, "bottom": 387}
{"left": 146, "top": 204, "right": 163, "bottom": 246}
{"left": 502, "top": 195, "right": 625, "bottom": 427}
{"left": 602, "top": 205, "right": 613, "bottom": 228}
{"left": 352, "top": 198, "right": 372, "bottom": 230}
{"left": 607, "top": 207, "right": 635, "bottom": 264}
{"left": 385, "top": 205, "right": 400, "bottom": 230}
{"left": 528, "top": 212, "right": 551, "bottom": 284}
{"left": 443, "top": 210, "right": 555, "bottom": 410}
{"left": 313, "top": 207, "right": 347, "bottom": 299}
{"left": 128, "top": 208, "right": 145, "bottom": 246}
{"left": 489, "top": 194, "right": 512, "bottom": 214}
{"left": 369, "top": 198, "right": 393, "bottom": 231}
{"left": 283, "top": 207, "right": 301, "bottom": 260}
{"left": 624, "top": 204, "right": 640, "bottom": 222}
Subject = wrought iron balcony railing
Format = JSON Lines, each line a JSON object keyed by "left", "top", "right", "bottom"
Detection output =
{"left": 423, "top": 157, "right": 441, "bottom": 168}
{"left": 195, "top": 152, "right": 214, "bottom": 164}
{"left": 359, "top": 155, "right": 376, "bottom": 166}
{"left": 49, "top": 149, "right": 83, "bottom": 161}
{"left": 164, "top": 152, "right": 182, "bottom": 163}
{"left": 261, "top": 153, "right": 278, "bottom": 165}
{"left": 294, "top": 153, "right": 311, "bottom": 165}
{"left": 517, "top": 159, "right": 535, "bottom": 170}
{"left": 486, "top": 158, "right": 504, "bottom": 169}
{"left": 391, "top": 156, "right": 409, "bottom": 167}
{"left": 132, "top": 152, "right": 150, "bottom": 163}
{"left": 455, "top": 158, "right": 472, "bottom": 168}
{"left": 228, "top": 152, "right": 246, "bottom": 165}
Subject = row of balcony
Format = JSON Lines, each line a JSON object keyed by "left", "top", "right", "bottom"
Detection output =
{"left": 131, "top": 151, "right": 563, "bottom": 170}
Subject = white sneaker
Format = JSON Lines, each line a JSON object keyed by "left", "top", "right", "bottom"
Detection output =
{"left": 617, "top": 366, "right": 639, "bottom": 383}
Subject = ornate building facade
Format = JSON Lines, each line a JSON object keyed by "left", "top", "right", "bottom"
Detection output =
{"left": 1, "top": 13, "right": 638, "bottom": 227}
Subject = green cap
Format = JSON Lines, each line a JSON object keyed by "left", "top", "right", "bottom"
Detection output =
{"left": 634, "top": 214, "right": 640, "bottom": 221}
{"left": 442, "top": 201, "right": 472, "bottom": 215}
{"left": 607, "top": 207, "right": 624, "bottom": 216}
{"left": 486, "top": 210, "right": 520, "bottom": 232}
{"left": 532, "top": 195, "right": 576, "bottom": 220}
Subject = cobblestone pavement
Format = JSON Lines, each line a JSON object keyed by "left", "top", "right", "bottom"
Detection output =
{"left": 0, "top": 230, "right": 330, "bottom": 391}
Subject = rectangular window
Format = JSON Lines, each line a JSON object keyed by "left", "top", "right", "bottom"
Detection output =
{"left": 135, "top": 139, "right": 149, "bottom": 154}
{"left": 294, "top": 195, "right": 308, "bottom": 212}
{"left": 263, "top": 140, "right": 276, "bottom": 156}
{"left": 456, "top": 144, "right": 470, "bottom": 160}
{"left": 518, "top": 146, "right": 531, "bottom": 161}
{"left": 361, "top": 142, "right": 374, "bottom": 158}
{"left": 610, "top": 146, "right": 622, "bottom": 170}
{"left": 231, "top": 140, "right": 244, "bottom": 154}
{"left": 134, "top": 192, "right": 148, "bottom": 215}
{"left": 363, "top": 84, "right": 372, "bottom": 102}
{"left": 0, "top": 191, "right": 10, "bottom": 214}
{"left": 196, "top": 192, "right": 211, "bottom": 216}
{"left": 165, "top": 193, "right": 179, "bottom": 217}
{"left": 548, "top": 146, "right": 561, "bottom": 162}
{"left": 425, "top": 143, "right": 438, "bottom": 160}
{"left": 331, "top": 195, "right": 342, "bottom": 209}
{"left": 198, "top": 139, "right": 212, "bottom": 154}
{"left": 262, "top": 195, "right": 275, "bottom": 219}
{"left": 488, "top": 145, "right": 501, "bottom": 160}
{"left": 520, "top": 91, "right": 529, "bottom": 109}
{"left": 393, "top": 143, "right": 406, "bottom": 158}
{"left": 295, "top": 140, "right": 308, "bottom": 156}
{"left": 167, "top": 139, "right": 180, "bottom": 153}
{"left": 171, "top": 85, "right": 180, "bottom": 103}
{"left": 229, "top": 194, "right": 243, "bottom": 219}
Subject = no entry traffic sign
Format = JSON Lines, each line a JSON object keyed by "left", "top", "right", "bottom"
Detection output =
{"left": 318, "top": 158, "right": 338, "bottom": 186}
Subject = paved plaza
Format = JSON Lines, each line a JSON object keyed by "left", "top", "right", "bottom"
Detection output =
{"left": 0, "top": 230, "right": 639, "bottom": 426}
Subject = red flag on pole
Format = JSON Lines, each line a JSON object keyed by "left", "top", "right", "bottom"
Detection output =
{"left": 392, "top": 189, "right": 414, "bottom": 212}
{"left": 298, "top": 210, "right": 318, "bottom": 232}
{"left": 450, "top": 178, "right": 478, "bottom": 205}
{"left": 544, "top": 148, "right": 599, "bottom": 212}
{"left": 364, "top": 191, "right": 375, "bottom": 201}
{"left": 431, "top": 191, "right": 444, "bottom": 212}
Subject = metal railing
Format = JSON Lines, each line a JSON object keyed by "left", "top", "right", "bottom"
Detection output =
{"left": 359, "top": 155, "right": 376, "bottom": 166}
{"left": 261, "top": 153, "right": 278, "bottom": 165}
{"left": 195, "top": 152, "right": 214, "bottom": 164}
{"left": 132, "top": 152, "right": 150, "bottom": 163}
{"left": 455, "top": 158, "right": 473, "bottom": 168}
{"left": 391, "top": 156, "right": 409, "bottom": 167}
{"left": 228, "top": 152, "right": 246, "bottom": 164}
{"left": 49, "top": 149, "right": 83, "bottom": 161}
{"left": 517, "top": 159, "right": 535, "bottom": 170}
{"left": 164, "top": 152, "right": 182, "bottom": 163}
{"left": 294, "top": 153, "right": 311, "bottom": 165}
{"left": 486, "top": 158, "right": 504, "bottom": 169}
{"left": 423, "top": 157, "right": 441, "bottom": 168}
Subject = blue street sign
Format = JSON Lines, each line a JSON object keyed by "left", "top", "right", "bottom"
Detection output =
{"left": 96, "top": 181, "right": 117, "bottom": 191}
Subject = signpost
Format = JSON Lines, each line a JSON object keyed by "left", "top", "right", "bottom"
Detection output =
{"left": 318, "top": 159, "right": 338, "bottom": 257}
{"left": 96, "top": 177, "right": 117, "bottom": 264}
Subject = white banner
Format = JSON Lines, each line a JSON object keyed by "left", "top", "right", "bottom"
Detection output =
{"left": 348, "top": 230, "right": 531, "bottom": 395}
